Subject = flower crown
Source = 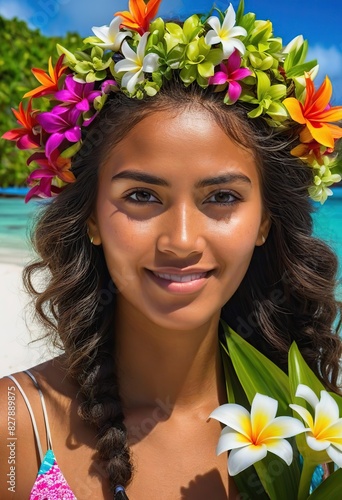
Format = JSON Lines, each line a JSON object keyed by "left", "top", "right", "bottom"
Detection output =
{"left": 3, "top": 0, "right": 342, "bottom": 203}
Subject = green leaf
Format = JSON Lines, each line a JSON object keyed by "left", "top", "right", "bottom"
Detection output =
{"left": 183, "top": 14, "right": 202, "bottom": 41}
{"left": 308, "top": 469, "right": 342, "bottom": 499}
{"left": 222, "top": 324, "right": 301, "bottom": 499}
{"left": 83, "top": 35, "right": 101, "bottom": 45}
{"left": 165, "top": 22, "right": 184, "bottom": 38}
{"left": 60, "top": 141, "right": 82, "bottom": 158}
{"left": 288, "top": 343, "right": 325, "bottom": 401}
{"left": 247, "top": 104, "right": 264, "bottom": 118}
{"left": 266, "top": 102, "right": 288, "bottom": 121}
{"left": 286, "top": 60, "right": 317, "bottom": 78}
{"left": 56, "top": 43, "right": 77, "bottom": 64}
{"left": 198, "top": 61, "right": 214, "bottom": 78}
{"left": 236, "top": 0, "right": 245, "bottom": 25}
{"left": 180, "top": 65, "right": 197, "bottom": 85}
{"left": 256, "top": 70, "right": 270, "bottom": 98}
{"left": 222, "top": 323, "right": 291, "bottom": 412}
{"left": 268, "top": 84, "right": 286, "bottom": 100}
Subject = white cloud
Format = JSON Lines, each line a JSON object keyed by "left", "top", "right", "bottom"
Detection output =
{"left": 308, "top": 45, "right": 342, "bottom": 79}
{"left": 0, "top": 0, "right": 32, "bottom": 20}
{"left": 307, "top": 45, "right": 342, "bottom": 104}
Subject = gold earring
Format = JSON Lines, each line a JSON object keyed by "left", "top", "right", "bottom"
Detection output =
{"left": 261, "top": 235, "right": 266, "bottom": 244}
{"left": 90, "top": 235, "right": 94, "bottom": 244}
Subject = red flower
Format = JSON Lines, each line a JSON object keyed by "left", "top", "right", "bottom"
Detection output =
{"left": 24, "top": 55, "right": 68, "bottom": 99}
{"left": 284, "top": 75, "right": 342, "bottom": 149}
{"left": 115, "top": 0, "right": 162, "bottom": 35}
{"left": 2, "top": 99, "right": 41, "bottom": 149}
{"left": 25, "top": 149, "right": 75, "bottom": 201}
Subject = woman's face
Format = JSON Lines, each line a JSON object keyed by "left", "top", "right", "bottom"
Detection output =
{"left": 89, "top": 108, "right": 270, "bottom": 331}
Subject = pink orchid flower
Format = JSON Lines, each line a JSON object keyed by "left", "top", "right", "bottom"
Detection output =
{"left": 37, "top": 106, "right": 82, "bottom": 159}
{"left": 209, "top": 50, "right": 252, "bottom": 104}
{"left": 55, "top": 74, "right": 102, "bottom": 112}
{"left": 25, "top": 149, "right": 75, "bottom": 201}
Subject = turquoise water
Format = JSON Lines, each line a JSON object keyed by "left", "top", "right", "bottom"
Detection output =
{"left": 0, "top": 191, "right": 341, "bottom": 273}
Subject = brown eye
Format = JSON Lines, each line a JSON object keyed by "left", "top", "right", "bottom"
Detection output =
{"left": 126, "top": 190, "right": 159, "bottom": 203}
{"left": 207, "top": 191, "right": 238, "bottom": 205}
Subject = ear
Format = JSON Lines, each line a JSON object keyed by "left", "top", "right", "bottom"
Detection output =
{"left": 255, "top": 211, "right": 271, "bottom": 247}
{"left": 87, "top": 213, "right": 102, "bottom": 246}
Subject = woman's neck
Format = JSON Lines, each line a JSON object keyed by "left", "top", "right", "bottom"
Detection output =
{"left": 114, "top": 303, "right": 225, "bottom": 413}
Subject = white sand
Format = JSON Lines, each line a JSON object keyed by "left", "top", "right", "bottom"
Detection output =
{"left": 0, "top": 258, "right": 55, "bottom": 377}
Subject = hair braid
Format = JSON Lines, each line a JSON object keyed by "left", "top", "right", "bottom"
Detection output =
{"left": 78, "top": 352, "right": 133, "bottom": 491}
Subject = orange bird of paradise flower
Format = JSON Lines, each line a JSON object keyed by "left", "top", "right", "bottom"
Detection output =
{"left": 283, "top": 75, "right": 342, "bottom": 149}
{"left": 2, "top": 99, "right": 40, "bottom": 149}
{"left": 115, "top": 0, "right": 162, "bottom": 35}
{"left": 24, "top": 55, "right": 68, "bottom": 99}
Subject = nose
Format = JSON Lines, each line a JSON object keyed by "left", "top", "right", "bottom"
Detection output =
{"left": 156, "top": 202, "right": 206, "bottom": 257}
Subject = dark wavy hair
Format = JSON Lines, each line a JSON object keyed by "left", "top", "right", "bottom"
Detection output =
{"left": 23, "top": 79, "right": 342, "bottom": 492}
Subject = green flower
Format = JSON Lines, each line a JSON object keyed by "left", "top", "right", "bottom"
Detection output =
{"left": 242, "top": 17, "right": 282, "bottom": 72}
{"left": 242, "top": 70, "right": 287, "bottom": 121}
{"left": 57, "top": 44, "right": 114, "bottom": 83}
{"left": 308, "top": 157, "right": 342, "bottom": 204}
{"left": 180, "top": 37, "right": 223, "bottom": 87}
{"left": 165, "top": 15, "right": 204, "bottom": 55}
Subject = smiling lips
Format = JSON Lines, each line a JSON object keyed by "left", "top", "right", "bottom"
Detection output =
{"left": 147, "top": 269, "right": 213, "bottom": 294}
{"left": 152, "top": 271, "right": 208, "bottom": 282}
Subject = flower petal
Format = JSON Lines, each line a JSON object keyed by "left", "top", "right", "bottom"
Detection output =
{"left": 210, "top": 404, "right": 251, "bottom": 437}
{"left": 65, "top": 127, "right": 81, "bottom": 143}
{"left": 289, "top": 404, "right": 314, "bottom": 429}
{"left": 204, "top": 32, "right": 222, "bottom": 46}
{"left": 209, "top": 71, "right": 229, "bottom": 85}
{"left": 250, "top": 394, "right": 278, "bottom": 438}
{"left": 227, "top": 81, "right": 242, "bottom": 103}
{"left": 143, "top": 53, "right": 159, "bottom": 73}
{"left": 265, "top": 438, "right": 294, "bottom": 465}
{"left": 115, "top": 59, "right": 140, "bottom": 73}
{"left": 326, "top": 445, "right": 342, "bottom": 467}
{"left": 137, "top": 32, "right": 149, "bottom": 62}
{"left": 295, "top": 384, "right": 320, "bottom": 409}
{"left": 45, "top": 133, "right": 64, "bottom": 159}
{"left": 314, "top": 391, "right": 340, "bottom": 433}
{"left": 121, "top": 40, "right": 139, "bottom": 62}
{"left": 216, "top": 427, "right": 251, "bottom": 455}
{"left": 222, "top": 38, "right": 246, "bottom": 58}
{"left": 222, "top": 4, "right": 236, "bottom": 31}
{"left": 261, "top": 416, "right": 306, "bottom": 441}
{"left": 206, "top": 16, "right": 221, "bottom": 34}
{"left": 283, "top": 98, "right": 306, "bottom": 125}
{"left": 125, "top": 69, "right": 143, "bottom": 94}
{"left": 306, "top": 434, "right": 331, "bottom": 451}
{"left": 228, "top": 445, "right": 267, "bottom": 476}
{"left": 221, "top": 40, "right": 236, "bottom": 58}
{"left": 306, "top": 121, "right": 334, "bottom": 148}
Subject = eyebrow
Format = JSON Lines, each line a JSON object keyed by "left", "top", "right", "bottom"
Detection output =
{"left": 111, "top": 170, "right": 252, "bottom": 187}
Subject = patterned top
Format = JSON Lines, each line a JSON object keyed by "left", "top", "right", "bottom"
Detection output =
{"left": 7, "top": 371, "right": 76, "bottom": 499}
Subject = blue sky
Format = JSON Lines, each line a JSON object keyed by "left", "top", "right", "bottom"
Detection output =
{"left": 1, "top": 0, "right": 342, "bottom": 102}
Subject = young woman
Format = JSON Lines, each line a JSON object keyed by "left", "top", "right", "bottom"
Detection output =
{"left": 1, "top": 1, "right": 341, "bottom": 498}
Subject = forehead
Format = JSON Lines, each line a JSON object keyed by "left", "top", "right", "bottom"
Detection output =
{"left": 100, "top": 108, "right": 260, "bottom": 185}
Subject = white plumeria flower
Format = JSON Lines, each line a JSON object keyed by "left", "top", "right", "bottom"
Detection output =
{"left": 115, "top": 32, "right": 160, "bottom": 94}
{"left": 92, "top": 17, "right": 132, "bottom": 51}
{"left": 290, "top": 384, "right": 342, "bottom": 467}
{"left": 210, "top": 393, "right": 305, "bottom": 476}
{"left": 205, "top": 3, "right": 247, "bottom": 58}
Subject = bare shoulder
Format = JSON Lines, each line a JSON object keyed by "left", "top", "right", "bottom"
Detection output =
{"left": 0, "top": 357, "right": 75, "bottom": 499}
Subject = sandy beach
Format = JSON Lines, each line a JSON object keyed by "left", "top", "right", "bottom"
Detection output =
{"left": 0, "top": 255, "right": 55, "bottom": 377}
